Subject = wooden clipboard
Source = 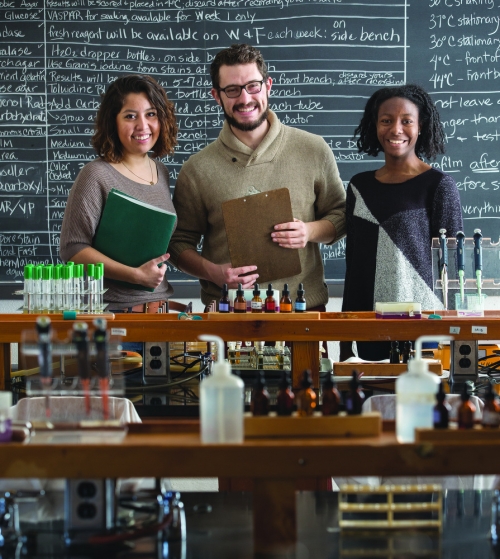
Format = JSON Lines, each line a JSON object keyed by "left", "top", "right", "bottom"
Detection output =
{"left": 222, "top": 188, "right": 301, "bottom": 283}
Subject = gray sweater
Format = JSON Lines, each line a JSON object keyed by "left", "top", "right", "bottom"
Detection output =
{"left": 60, "top": 158, "right": 176, "bottom": 307}
{"left": 169, "top": 111, "right": 346, "bottom": 308}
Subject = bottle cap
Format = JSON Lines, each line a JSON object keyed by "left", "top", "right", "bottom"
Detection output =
{"left": 24, "top": 264, "right": 33, "bottom": 279}
{"left": 350, "top": 370, "right": 360, "bottom": 389}
{"left": 297, "top": 283, "right": 304, "bottom": 296}
{"left": 87, "top": 263, "right": 95, "bottom": 277}
{"left": 42, "top": 265, "right": 53, "bottom": 280}
{"left": 236, "top": 283, "right": 244, "bottom": 296}
{"left": 53, "top": 265, "right": 61, "bottom": 280}
{"left": 63, "top": 264, "right": 73, "bottom": 280}
{"left": 300, "top": 369, "right": 312, "bottom": 388}
{"left": 282, "top": 283, "right": 289, "bottom": 296}
{"left": 266, "top": 283, "right": 273, "bottom": 296}
{"left": 279, "top": 371, "right": 291, "bottom": 390}
{"left": 323, "top": 372, "right": 335, "bottom": 389}
{"left": 461, "top": 383, "right": 471, "bottom": 402}
{"left": 221, "top": 283, "right": 228, "bottom": 296}
{"left": 485, "top": 382, "right": 496, "bottom": 401}
{"left": 253, "top": 283, "right": 260, "bottom": 296}
{"left": 436, "top": 380, "right": 446, "bottom": 402}
{"left": 35, "top": 265, "right": 43, "bottom": 280}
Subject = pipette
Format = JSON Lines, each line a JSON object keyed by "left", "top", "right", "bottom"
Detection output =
{"left": 36, "top": 316, "right": 53, "bottom": 418}
{"left": 439, "top": 228, "right": 448, "bottom": 310}
{"left": 473, "top": 228, "right": 483, "bottom": 299}
{"left": 93, "top": 318, "right": 110, "bottom": 420}
{"left": 72, "top": 322, "right": 91, "bottom": 415}
{"left": 456, "top": 231, "right": 465, "bottom": 305}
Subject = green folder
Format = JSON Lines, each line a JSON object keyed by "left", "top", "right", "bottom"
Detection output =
{"left": 93, "top": 188, "right": 176, "bottom": 292}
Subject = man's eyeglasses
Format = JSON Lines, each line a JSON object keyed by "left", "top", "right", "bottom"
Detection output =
{"left": 218, "top": 80, "right": 265, "bottom": 99}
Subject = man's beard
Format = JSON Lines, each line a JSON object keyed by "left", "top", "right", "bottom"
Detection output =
{"left": 222, "top": 100, "right": 269, "bottom": 132}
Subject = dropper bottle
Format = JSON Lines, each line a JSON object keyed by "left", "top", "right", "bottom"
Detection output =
{"left": 433, "top": 381, "right": 450, "bottom": 429}
{"left": 276, "top": 371, "right": 294, "bottom": 416}
{"left": 264, "top": 283, "right": 276, "bottom": 313}
{"left": 396, "top": 335, "right": 452, "bottom": 442}
{"left": 296, "top": 369, "right": 317, "bottom": 416}
{"left": 219, "top": 284, "right": 230, "bottom": 313}
{"left": 280, "top": 283, "right": 292, "bottom": 313}
{"left": 198, "top": 335, "right": 244, "bottom": 443}
{"left": 251, "top": 371, "right": 270, "bottom": 416}
{"left": 294, "top": 283, "right": 306, "bottom": 313}
{"left": 251, "top": 284, "right": 263, "bottom": 313}
{"left": 234, "top": 283, "right": 247, "bottom": 313}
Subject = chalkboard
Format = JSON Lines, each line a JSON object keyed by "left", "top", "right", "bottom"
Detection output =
{"left": 1, "top": 0, "right": 500, "bottom": 298}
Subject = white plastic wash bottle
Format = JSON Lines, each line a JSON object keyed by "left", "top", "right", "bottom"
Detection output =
{"left": 396, "top": 335, "right": 452, "bottom": 443}
{"left": 198, "top": 335, "right": 245, "bottom": 444}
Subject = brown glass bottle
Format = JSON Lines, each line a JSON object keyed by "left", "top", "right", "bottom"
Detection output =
{"left": 264, "top": 283, "right": 276, "bottom": 313}
{"left": 280, "top": 283, "right": 292, "bottom": 313}
{"left": 276, "top": 371, "right": 294, "bottom": 416}
{"left": 433, "top": 381, "right": 450, "bottom": 429}
{"left": 402, "top": 341, "right": 413, "bottom": 364}
{"left": 234, "top": 283, "right": 247, "bottom": 313}
{"left": 296, "top": 369, "right": 317, "bottom": 416}
{"left": 458, "top": 384, "right": 476, "bottom": 429}
{"left": 251, "top": 371, "right": 270, "bottom": 416}
{"left": 251, "top": 284, "right": 263, "bottom": 313}
{"left": 344, "top": 370, "right": 365, "bottom": 415}
{"left": 321, "top": 373, "right": 341, "bottom": 416}
{"left": 482, "top": 382, "right": 500, "bottom": 428}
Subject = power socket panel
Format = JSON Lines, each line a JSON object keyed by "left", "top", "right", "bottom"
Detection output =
{"left": 143, "top": 342, "right": 170, "bottom": 384}
{"left": 450, "top": 340, "right": 478, "bottom": 383}
{"left": 64, "top": 479, "right": 115, "bottom": 540}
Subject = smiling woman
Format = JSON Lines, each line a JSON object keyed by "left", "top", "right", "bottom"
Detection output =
{"left": 341, "top": 84, "right": 464, "bottom": 361}
{"left": 59, "top": 74, "right": 179, "bottom": 312}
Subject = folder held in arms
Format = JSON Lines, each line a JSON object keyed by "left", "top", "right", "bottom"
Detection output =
{"left": 222, "top": 188, "right": 301, "bottom": 283}
{"left": 93, "top": 188, "right": 177, "bottom": 292}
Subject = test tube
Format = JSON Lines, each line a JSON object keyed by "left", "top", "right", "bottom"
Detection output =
{"left": 23, "top": 264, "right": 33, "bottom": 313}
{"left": 63, "top": 264, "right": 73, "bottom": 311}
{"left": 73, "top": 264, "right": 83, "bottom": 312}
{"left": 33, "top": 265, "right": 43, "bottom": 312}
{"left": 87, "top": 264, "right": 95, "bottom": 313}
{"left": 94, "top": 265, "right": 103, "bottom": 313}
{"left": 53, "top": 264, "right": 63, "bottom": 313}
{"left": 41, "top": 264, "right": 53, "bottom": 313}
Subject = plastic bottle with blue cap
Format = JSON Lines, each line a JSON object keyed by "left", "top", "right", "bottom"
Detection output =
{"left": 396, "top": 334, "right": 452, "bottom": 443}
{"left": 198, "top": 335, "right": 244, "bottom": 443}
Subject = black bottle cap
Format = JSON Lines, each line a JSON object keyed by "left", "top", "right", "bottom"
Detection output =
{"left": 404, "top": 341, "right": 412, "bottom": 350}
{"left": 279, "top": 371, "right": 291, "bottom": 390}
{"left": 350, "top": 370, "right": 360, "bottom": 389}
{"left": 461, "top": 383, "right": 471, "bottom": 401}
{"left": 221, "top": 283, "right": 228, "bottom": 296}
{"left": 255, "top": 370, "right": 266, "bottom": 389}
{"left": 297, "top": 283, "right": 304, "bottom": 296}
{"left": 236, "top": 283, "right": 244, "bottom": 296}
{"left": 253, "top": 284, "right": 260, "bottom": 296}
{"left": 323, "top": 372, "right": 335, "bottom": 389}
{"left": 485, "top": 382, "right": 496, "bottom": 401}
{"left": 282, "top": 283, "right": 289, "bottom": 296}
{"left": 436, "top": 380, "right": 446, "bottom": 402}
{"left": 300, "top": 369, "right": 313, "bottom": 388}
{"left": 266, "top": 283, "right": 273, "bottom": 296}
{"left": 391, "top": 341, "right": 399, "bottom": 349}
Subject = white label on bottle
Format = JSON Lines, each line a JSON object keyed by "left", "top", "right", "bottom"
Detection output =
{"left": 472, "top": 326, "right": 487, "bottom": 334}
{"left": 251, "top": 302, "right": 263, "bottom": 310}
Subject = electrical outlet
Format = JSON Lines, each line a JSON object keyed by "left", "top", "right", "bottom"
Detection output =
{"left": 450, "top": 340, "right": 478, "bottom": 383}
{"left": 64, "top": 479, "right": 115, "bottom": 542}
{"left": 144, "top": 394, "right": 168, "bottom": 406}
{"left": 143, "top": 342, "right": 169, "bottom": 384}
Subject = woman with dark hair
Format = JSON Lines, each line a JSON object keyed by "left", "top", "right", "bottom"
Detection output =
{"left": 60, "top": 74, "right": 178, "bottom": 311}
{"left": 341, "top": 84, "right": 463, "bottom": 361}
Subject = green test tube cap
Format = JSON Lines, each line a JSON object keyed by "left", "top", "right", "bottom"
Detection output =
{"left": 87, "top": 263, "right": 95, "bottom": 278}
{"left": 42, "top": 265, "right": 53, "bottom": 280}
{"left": 63, "top": 265, "right": 73, "bottom": 280}
{"left": 24, "top": 265, "right": 33, "bottom": 279}
{"left": 53, "top": 265, "right": 61, "bottom": 280}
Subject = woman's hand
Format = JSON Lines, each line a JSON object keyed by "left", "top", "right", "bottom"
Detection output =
{"left": 136, "top": 253, "right": 170, "bottom": 289}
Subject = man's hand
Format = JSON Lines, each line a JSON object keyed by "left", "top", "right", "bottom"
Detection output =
{"left": 216, "top": 263, "right": 259, "bottom": 289}
{"left": 136, "top": 254, "right": 170, "bottom": 289}
{"left": 271, "top": 219, "right": 310, "bottom": 249}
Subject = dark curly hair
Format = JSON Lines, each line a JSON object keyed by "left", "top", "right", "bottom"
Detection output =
{"left": 92, "top": 74, "right": 177, "bottom": 162}
{"left": 210, "top": 44, "right": 268, "bottom": 90}
{"left": 354, "top": 84, "right": 445, "bottom": 160}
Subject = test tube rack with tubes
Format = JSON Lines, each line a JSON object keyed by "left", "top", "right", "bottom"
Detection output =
{"left": 226, "top": 341, "right": 291, "bottom": 372}
{"left": 17, "top": 263, "right": 107, "bottom": 314}
{"left": 20, "top": 317, "right": 125, "bottom": 425}
{"left": 431, "top": 234, "right": 500, "bottom": 313}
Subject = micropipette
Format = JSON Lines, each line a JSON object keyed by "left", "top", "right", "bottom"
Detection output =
{"left": 456, "top": 231, "right": 465, "bottom": 305}
{"left": 439, "top": 228, "right": 449, "bottom": 310}
{"left": 36, "top": 316, "right": 53, "bottom": 418}
{"left": 93, "top": 318, "right": 110, "bottom": 420}
{"left": 473, "top": 228, "right": 483, "bottom": 299}
{"left": 72, "top": 322, "right": 91, "bottom": 415}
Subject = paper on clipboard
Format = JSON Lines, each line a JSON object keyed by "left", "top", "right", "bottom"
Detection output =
{"left": 222, "top": 188, "right": 302, "bottom": 283}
